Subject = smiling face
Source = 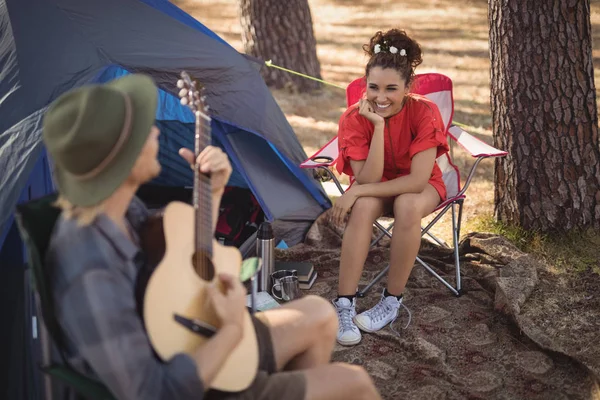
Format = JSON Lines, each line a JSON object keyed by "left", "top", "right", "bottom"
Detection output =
{"left": 366, "top": 66, "right": 410, "bottom": 118}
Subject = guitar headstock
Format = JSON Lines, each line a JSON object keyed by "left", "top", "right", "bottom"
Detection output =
{"left": 177, "top": 71, "right": 210, "bottom": 121}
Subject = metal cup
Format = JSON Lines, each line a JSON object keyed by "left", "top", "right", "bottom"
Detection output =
{"left": 271, "top": 269, "right": 297, "bottom": 283}
{"left": 271, "top": 270, "right": 301, "bottom": 302}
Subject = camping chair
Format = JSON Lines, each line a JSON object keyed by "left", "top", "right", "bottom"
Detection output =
{"left": 300, "top": 73, "right": 507, "bottom": 297}
{"left": 15, "top": 194, "right": 116, "bottom": 400}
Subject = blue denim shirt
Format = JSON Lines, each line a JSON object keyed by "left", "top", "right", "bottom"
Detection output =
{"left": 46, "top": 197, "right": 204, "bottom": 400}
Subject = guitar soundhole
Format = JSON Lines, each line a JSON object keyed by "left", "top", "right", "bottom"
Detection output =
{"left": 192, "top": 250, "right": 215, "bottom": 281}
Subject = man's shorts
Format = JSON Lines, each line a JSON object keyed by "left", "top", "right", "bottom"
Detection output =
{"left": 205, "top": 314, "right": 307, "bottom": 400}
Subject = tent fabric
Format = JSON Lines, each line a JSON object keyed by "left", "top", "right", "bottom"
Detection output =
{"left": 0, "top": 0, "right": 331, "bottom": 254}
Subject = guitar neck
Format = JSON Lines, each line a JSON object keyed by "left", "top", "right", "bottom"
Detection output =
{"left": 194, "top": 111, "right": 213, "bottom": 257}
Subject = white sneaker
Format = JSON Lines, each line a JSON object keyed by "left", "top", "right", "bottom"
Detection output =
{"left": 354, "top": 290, "right": 402, "bottom": 333}
{"left": 333, "top": 297, "right": 362, "bottom": 346}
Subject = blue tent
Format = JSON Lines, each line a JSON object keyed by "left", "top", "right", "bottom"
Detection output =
{"left": 0, "top": 0, "right": 331, "bottom": 265}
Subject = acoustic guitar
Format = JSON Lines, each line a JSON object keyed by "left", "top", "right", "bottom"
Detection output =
{"left": 143, "top": 71, "right": 258, "bottom": 392}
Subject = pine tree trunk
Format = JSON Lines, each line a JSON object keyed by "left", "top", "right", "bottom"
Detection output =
{"left": 239, "top": 0, "right": 322, "bottom": 92}
{"left": 489, "top": 0, "right": 600, "bottom": 232}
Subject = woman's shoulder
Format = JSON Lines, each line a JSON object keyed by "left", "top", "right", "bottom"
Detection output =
{"left": 404, "top": 94, "right": 444, "bottom": 128}
{"left": 405, "top": 93, "right": 440, "bottom": 114}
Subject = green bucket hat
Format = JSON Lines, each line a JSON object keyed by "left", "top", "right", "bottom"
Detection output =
{"left": 43, "top": 74, "right": 158, "bottom": 207}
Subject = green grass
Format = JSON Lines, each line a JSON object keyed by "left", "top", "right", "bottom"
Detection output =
{"left": 469, "top": 214, "right": 600, "bottom": 276}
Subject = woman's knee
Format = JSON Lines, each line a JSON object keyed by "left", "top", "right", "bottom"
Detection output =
{"left": 350, "top": 197, "right": 384, "bottom": 223}
{"left": 393, "top": 195, "right": 421, "bottom": 227}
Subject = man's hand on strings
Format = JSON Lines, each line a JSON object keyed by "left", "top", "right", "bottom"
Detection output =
{"left": 179, "top": 146, "right": 232, "bottom": 194}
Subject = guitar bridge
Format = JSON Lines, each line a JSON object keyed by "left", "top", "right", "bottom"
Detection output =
{"left": 174, "top": 313, "right": 217, "bottom": 338}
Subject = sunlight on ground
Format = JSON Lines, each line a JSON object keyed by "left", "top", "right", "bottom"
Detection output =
{"left": 177, "top": 0, "right": 600, "bottom": 243}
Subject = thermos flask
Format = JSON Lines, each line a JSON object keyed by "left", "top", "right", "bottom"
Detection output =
{"left": 256, "top": 222, "right": 274, "bottom": 292}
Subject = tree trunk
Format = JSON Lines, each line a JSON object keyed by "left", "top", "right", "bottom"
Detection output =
{"left": 489, "top": 0, "right": 600, "bottom": 232}
{"left": 239, "top": 0, "right": 322, "bottom": 92}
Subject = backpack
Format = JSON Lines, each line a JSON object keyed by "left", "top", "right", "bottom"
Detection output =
{"left": 215, "top": 187, "right": 264, "bottom": 247}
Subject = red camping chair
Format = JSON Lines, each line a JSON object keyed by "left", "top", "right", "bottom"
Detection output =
{"left": 300, "top": 73, "right": 507, "bottom": 296}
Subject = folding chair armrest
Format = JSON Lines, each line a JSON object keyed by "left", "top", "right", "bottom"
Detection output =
{"left": 300, "top": 136, "right": 339, "bottom": 169}
{"left": 458, "top": 156, "right": 486, "bottom": 197}
{"left": 316, "top": 167, "right": 346, "bottom": 195}
{"left": 299, "top": 136, "right": 347, "bottom": 195}
{"left": 448, "top": 124, "right": 508, "bottom": 197}
{"left": 448, "top": 125, "right": 508, "bottom": 158}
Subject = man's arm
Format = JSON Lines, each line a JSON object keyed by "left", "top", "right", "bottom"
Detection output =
{"left": 194, "top": 324, "right": 241, "bottom": 384}
{"left": 193, "top": 273, "right": 247, "bottom": 385}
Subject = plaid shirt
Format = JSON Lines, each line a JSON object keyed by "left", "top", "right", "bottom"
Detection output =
{"left": 46, "top": 197, "right": 205, "bottom": 400}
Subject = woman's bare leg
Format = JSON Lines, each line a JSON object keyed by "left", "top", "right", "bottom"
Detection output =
{"left": 387, "top": 184, "right": 440, "bottom": 295}
{"left": 338, "top": 196, "right": 390, "bottom": 295}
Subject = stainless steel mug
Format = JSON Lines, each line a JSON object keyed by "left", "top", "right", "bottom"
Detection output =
{"left": 271, "top": 270, "right": 301, "bottom": 301}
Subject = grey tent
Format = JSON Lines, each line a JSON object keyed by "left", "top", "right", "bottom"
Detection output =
{"left": 0, "top": 0, "right": 331, "bottom": 263}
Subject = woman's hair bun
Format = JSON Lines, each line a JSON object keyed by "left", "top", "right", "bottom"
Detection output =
{"left": 363, "top": 29, "right": 423, "bottom": 70}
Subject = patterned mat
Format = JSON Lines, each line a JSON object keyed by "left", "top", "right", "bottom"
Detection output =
{"left": 275, "top": 212, "right": 599, "bottom": 400}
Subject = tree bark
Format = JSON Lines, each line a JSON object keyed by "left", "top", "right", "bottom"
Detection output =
{"left": 489, "top": 0, "right": 600, "bottom": 232}
{"left": 239, "top": 0, "right": 322, "bottom": 92}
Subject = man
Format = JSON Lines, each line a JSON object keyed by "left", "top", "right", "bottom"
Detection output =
{"left": 43, "top": 74, "right": 380, "bottom": 400}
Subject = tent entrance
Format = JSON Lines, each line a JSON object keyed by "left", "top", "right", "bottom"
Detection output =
{"left": 136, "top": 184, "right": 265, "bottom": 249}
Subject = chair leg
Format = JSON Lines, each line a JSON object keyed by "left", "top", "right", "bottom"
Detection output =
{"left": 317, "top": 166, "right": 346, "bottom": 195}
{"left": 370, "top": 231, "right": 385, "bottom": 247}
{"left": 424, "top": 230, "right": 448, "bottom": 247}
{"left": 358, "top": 253, "right": 463, "bottom": 298}
{"left": 452, "top": 202, "right": 462, "bottom": 293}
{"left": 415, "top": 257, "right": 459, "bottom": 296}
{"left": 373, "top": 221, "right": 393, "bottom": 239}
{"left": 357, "top": 264, "right": 390, "bottom": 297}
{"left": 371, "top": 221, "right": 394, "bottom": 246}
{"left": 417, "top": 202, "right": 462, "bottom": 296}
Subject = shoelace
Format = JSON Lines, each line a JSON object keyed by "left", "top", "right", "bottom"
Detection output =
{"left": 334, "top": 300, "right": 356, "bottom": 332}
{"left": 364, "top": 298, "right": 412, "bottom": 336}
{"left": 363, "top": 298, "right": 397, "bottom": 324}
{"left": 390, "top": 303, "right": 412, "bottom": 337}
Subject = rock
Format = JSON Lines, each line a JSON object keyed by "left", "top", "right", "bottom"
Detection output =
{"left": 494, "top": 255, "right": 539, "bottom": 315}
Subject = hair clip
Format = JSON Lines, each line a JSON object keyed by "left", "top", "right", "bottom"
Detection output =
{"left": 374, "top": 43, "right": 407, "bottom": 56}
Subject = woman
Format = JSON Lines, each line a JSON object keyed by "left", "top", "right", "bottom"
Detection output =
{"left": 331, "top": 29, "right": 449, "bottom": 346}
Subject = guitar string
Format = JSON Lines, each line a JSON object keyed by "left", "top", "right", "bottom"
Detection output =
{"left": 196, "top": 117, "right": 213, "bottom": 278}
{"left": 184, "top": 83, "right": 213, "bottom": 279}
